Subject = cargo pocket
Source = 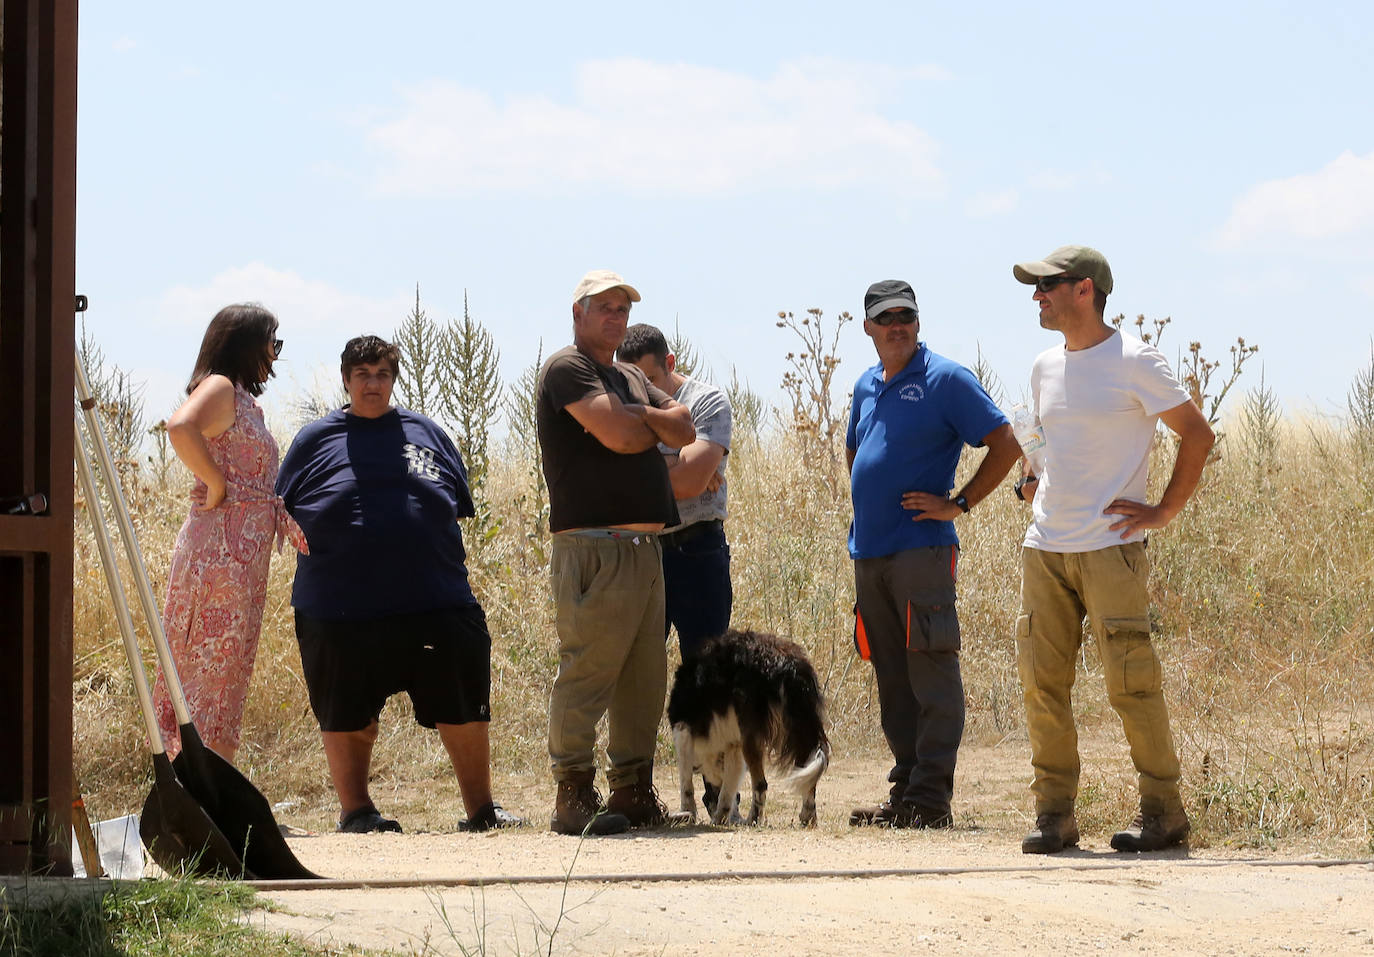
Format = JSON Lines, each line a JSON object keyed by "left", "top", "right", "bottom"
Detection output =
{"left": 1014, "top": 613, "right": 1034, "bottom": 687}
{"left": 1103, "top": 616, "right": 1160, "bottom": 696}
{"left": 907, "top": 600, "right": 961, "bottom": 652}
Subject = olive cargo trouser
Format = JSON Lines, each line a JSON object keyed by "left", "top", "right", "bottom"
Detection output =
{"left": 548, "top": 531, "right": 667, "bottom": 790}
{"left": 1016, "top": 542, "right": 1183, "bottom": 817}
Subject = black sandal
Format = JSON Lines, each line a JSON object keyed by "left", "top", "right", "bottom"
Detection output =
{"left": 337, "top": 805, "right": 403, "bottom": 834}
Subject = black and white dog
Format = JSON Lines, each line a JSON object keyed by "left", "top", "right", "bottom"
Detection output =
{"left": 667, "top": 629, "right": 830, "bottom": 827}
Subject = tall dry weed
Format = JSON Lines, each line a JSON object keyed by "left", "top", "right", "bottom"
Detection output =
{"left": 69, "top": 362, "right": 1373, "bottom": 854}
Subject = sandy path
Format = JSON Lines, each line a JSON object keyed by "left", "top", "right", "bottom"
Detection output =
{"left": 247, "top": 744, "right": 1374, "bottom": 956}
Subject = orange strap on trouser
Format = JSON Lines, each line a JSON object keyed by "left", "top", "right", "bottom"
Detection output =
{"left": 852, "top": 604, "right": 871, "bottom": 660}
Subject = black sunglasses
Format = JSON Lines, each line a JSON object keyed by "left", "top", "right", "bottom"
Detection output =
{"left": 1034, "top": 275, "right": 1083, "bottom": 293}
{"left": 272, "top": 338, "right": 284, "bottom": 358}
{"left": 870, "top": 308, "right": 917, "bottom": 326}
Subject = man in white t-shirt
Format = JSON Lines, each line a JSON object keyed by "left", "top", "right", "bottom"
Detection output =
{"left": 1011, "top": 245, "right": 1215, "bottom": 855}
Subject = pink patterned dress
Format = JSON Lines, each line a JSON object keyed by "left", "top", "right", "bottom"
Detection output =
{"left": 154, "top": 385, "right": 307, "bottom": 758}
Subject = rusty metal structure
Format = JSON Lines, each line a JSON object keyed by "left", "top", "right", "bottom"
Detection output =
{"left": 0, "top": 0, "right": 79, "bottom": 875}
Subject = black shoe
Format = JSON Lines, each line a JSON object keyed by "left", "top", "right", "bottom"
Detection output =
{"left": 338, "top": 805, "right": 403, "bottom": 834}
{"left": 459, "top": 802, "right": 525, "bottom": 832}
{"left": 1110, "top": 809, "right": 1190, "bottom": 852}
{"left": 849, "top": 799, "right": 950, "bottom": 828}
{"left": 909, "top": 805, "right": 954, "bottom": 829}
{"left": 1021, "top": 812, "right": 1079, "bottom": 854}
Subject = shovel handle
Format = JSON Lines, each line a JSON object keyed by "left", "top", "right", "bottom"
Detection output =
{"left": 74, "top": 346, "right": 194, "bottom": 726}
{"left": 74, "top": 421, "right": 168, "bottom": 755}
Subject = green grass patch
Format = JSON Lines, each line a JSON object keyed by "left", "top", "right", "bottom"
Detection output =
{"left": 0, "top": 877, "right": 383, "bottom": 957}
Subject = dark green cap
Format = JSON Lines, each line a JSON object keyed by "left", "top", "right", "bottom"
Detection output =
{"left": 1013, "top": 245, "right": 1113, "bottom": 295}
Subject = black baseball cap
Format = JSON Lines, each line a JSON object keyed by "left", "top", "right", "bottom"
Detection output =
{"left": 864, "top": 280, "right": 918, "bottom": 320}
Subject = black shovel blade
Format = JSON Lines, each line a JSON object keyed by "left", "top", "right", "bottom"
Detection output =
{"left": 172, "top": 723, "right": 322, "bottom": 880}
{"left": 139, "top": 754, "right": 253, "bottom": 879}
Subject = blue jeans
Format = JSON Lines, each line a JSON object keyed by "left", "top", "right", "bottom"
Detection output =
{"left": 660, "top": 520, "right": 732, "bottom": 660}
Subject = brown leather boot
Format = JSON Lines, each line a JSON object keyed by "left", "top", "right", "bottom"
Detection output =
{"left": 550, "top": 771, "right": 629, "bottom": 836}
{"left": 607, "top": 768, "right": 680, "bottom": 828}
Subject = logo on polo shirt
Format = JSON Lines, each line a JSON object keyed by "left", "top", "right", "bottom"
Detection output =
{"left": 403, "top": 443, "right": 441, "bottom": 481}
{"left": 899, "top": 383, "right": 926, "bottom": 403}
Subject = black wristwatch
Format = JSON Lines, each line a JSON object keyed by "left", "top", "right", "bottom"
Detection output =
{"left": 953, "top": 494, "right": 970, "bottom": 513}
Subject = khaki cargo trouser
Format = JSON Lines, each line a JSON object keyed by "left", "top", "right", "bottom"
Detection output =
{"left": 548, "top": 531, "right": 667, "bottom": 790}
{"left": 1016, "top": 542, "right": 1182, "bottom": 817}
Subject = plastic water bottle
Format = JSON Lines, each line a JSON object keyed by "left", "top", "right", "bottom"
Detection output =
{"left": 1010, "top": 405, "right": 1047, "bottom": 477}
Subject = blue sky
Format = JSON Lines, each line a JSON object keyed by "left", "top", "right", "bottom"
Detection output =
{"left": 77, "top": 2, "right": 1374, "bottom": 430}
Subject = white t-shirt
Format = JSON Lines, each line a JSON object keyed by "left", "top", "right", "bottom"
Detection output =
{"left": 1024, "top": 330, "right": 1191, "bottom": 553}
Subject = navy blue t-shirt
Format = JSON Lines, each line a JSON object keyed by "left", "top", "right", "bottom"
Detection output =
{"left": 846, "top": 345, "right": 1007, "bottom": 560}
{"left": 275, "top": 407, "right": 477, "bottom": 619}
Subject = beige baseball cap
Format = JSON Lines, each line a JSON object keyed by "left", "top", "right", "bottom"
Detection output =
{"left": 1013, "top": 245, "right": 1113, "bottom": 295}
{"left": 572, "top": 269, "right": 641, "bottom": 305}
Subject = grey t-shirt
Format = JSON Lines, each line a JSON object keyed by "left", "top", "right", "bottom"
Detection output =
{"left": 662, "top": 376, "right": 732, "bottom": 531}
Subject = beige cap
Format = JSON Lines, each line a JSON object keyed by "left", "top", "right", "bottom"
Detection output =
{"left": 572, "top": 269, "right": 641, "bottom": 305}
{"left": 1013, "top": 245, "right": 1113, "bottom": 295}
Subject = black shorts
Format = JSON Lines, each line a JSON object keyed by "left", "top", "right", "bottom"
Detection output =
{"left": 294, "top": 605, "right": 492, "bottom": 733}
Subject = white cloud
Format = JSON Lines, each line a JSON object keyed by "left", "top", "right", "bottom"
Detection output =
{"left": 1216, "top": 150, "right": 1374, "bottom": 248}
{"left": 366, "top": 57, "right": 945, "bottom": 198}
{"left": 132, "top": 265, "right": 409, "bottom": 424}
{"left": 112, "top": 36, "right": 136, "bottom": 52}
{"left": 965, "top": 189, "right": 1019, "bottom": 218}
{"left": 156, "top": 263, "right": 404, "bottom": 335}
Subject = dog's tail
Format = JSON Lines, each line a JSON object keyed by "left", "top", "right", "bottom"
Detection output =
{"left": 775, "top": 745, "right": 830, "bottom": 795}
{"left": 777, "top": 656, "right": 830, "bottom": 771}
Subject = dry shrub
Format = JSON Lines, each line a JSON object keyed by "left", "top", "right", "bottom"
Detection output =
{"left": 70, "top": 406, "right": 1374, "bottom": 853}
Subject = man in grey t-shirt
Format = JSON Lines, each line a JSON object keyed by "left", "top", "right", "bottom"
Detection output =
{"left": 618, "top": 324, "right": 732, "bottom": 659}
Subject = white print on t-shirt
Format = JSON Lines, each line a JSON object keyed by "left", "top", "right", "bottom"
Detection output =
{"left": 402, "top": 443, "right": 441, "bottom": 482}
{"left": 899, "top": 383, "right": 926, "bottom": 403}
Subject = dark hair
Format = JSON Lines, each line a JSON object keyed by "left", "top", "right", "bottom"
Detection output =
{"left": 1093, "top": 287, "right": 1108, "bottom": 317}
{"left": 340, "top": 334, "right": 401, "bottom": 379}
{"left": 616, "top": 323, "right": 669, "bottom": 366}
{"left": 187, "top": 303, "right": 278, "bottom": 396}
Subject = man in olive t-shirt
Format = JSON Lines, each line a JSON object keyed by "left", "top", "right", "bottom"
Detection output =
{"left": 535, "top": 269, "right": 695, "bottom": 836}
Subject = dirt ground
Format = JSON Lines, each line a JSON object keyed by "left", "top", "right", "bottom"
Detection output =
{"left": 249, "top": 740, "right": 1374, "bottom": 957}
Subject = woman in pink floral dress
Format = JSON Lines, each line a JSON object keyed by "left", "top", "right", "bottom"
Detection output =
{"left": 154, "top": 304, "right": 307, "bottom": 760}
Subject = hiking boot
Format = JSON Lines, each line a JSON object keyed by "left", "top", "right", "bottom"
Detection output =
{"left": 1110, "top": 808, "right": 1190, "bottom": 852}
{"left": 608, "top": 776, "right": 692, "bottom": 828}
{"left": 459, "top": 802, "right": 525, "bottom": 833}
{"left": 849, "top": 800, "right": 950, "bottom": 829}
{"left": 1021, "top": 812, "right": 1079, "bottom": 854}
{"left": 337, "top": 805, "right": 403, "bottom": 834}
{"left": 550, "top": 772, "right": 630, "bottom": 836}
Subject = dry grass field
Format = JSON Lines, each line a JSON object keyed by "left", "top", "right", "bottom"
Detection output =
{"left": 64, "top": 312, "right": 1374, "bottom": 864}
{"left": 69, "top": 389, "right": 1374, "bottom": 860}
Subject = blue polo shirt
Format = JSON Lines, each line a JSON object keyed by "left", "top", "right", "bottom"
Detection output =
{"left": 846, "top": 345, "right": 1006, "bottom": 560}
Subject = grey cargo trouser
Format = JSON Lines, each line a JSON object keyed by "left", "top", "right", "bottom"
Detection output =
{"left": 854, "top": 544, "right": 964, "bottom": 812}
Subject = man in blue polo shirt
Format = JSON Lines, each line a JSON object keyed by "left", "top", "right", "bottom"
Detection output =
{"left": 847, "top": 280, "right": 1020, "bottom": 828}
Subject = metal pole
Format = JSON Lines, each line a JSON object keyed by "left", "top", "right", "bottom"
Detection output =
{"left": 72, "top": 419, "right": 167, "bottom": 754}
{"left": 72, "top": 347, "right": 195, "bottom": 728}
